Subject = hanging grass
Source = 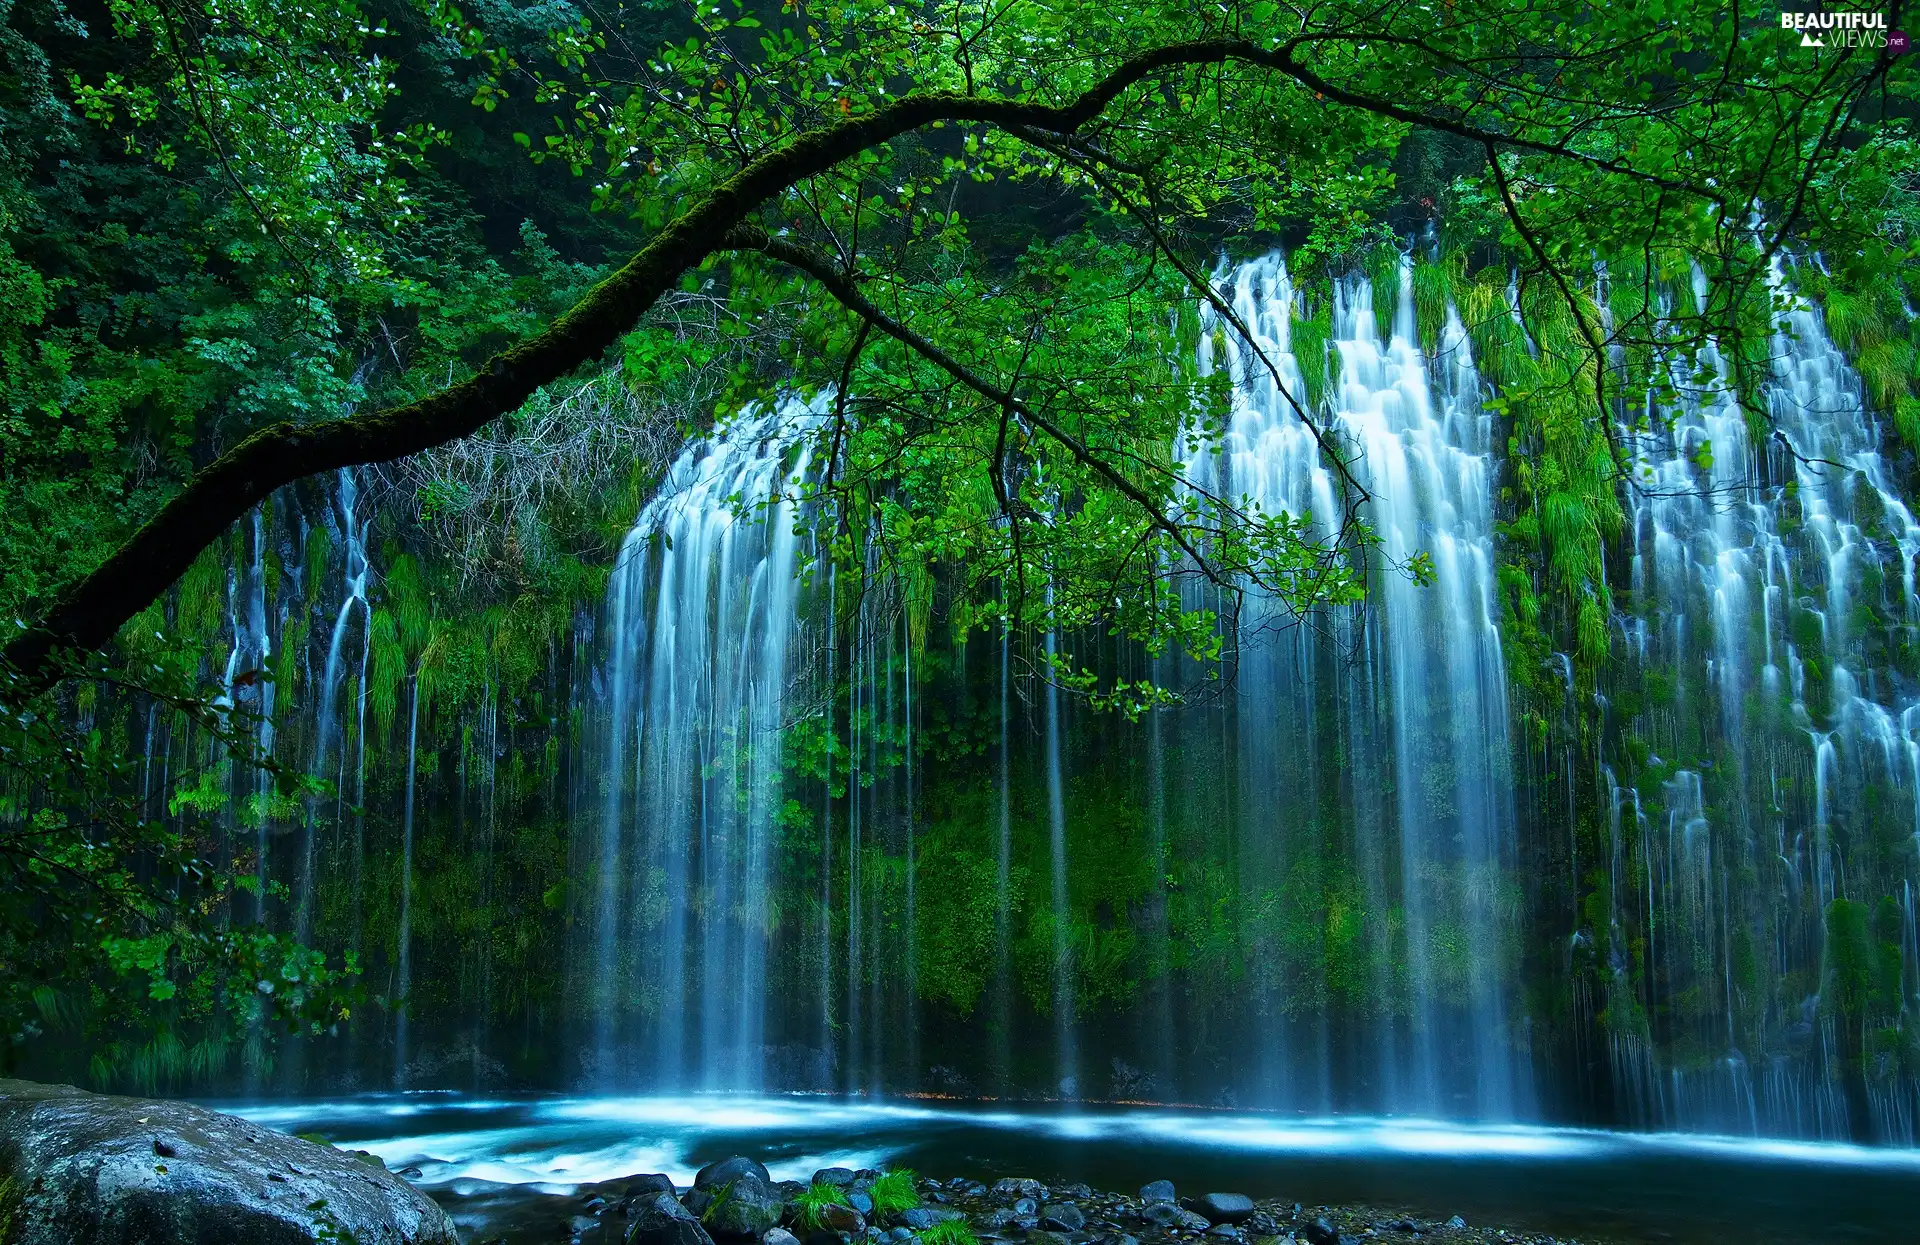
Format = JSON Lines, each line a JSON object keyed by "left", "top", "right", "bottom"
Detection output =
{"left": 1291, "top": 301, "right": 1335, "bottom": 411}
{"left": 1411, "top": 257, "right": 1454, "bottom": 353}
{"left": 1365, "top": 242, "right": 1403, "bottom": 336}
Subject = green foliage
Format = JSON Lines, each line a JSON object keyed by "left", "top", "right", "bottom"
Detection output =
{"left": 867, "top": 1170, "right": 920, "bottom": 1217}
{"left": 791, "top": 1182, "right": 851, "bottom": 1232}
{"left": 919, "top": 1221, "right": 980, "bottom": 1245}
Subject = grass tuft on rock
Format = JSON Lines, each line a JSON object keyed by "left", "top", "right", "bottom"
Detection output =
{"left": 919, "top": 1221, "right": 979, "bottom": 1245}
{"left": 792, "top": 1181, "right": 851, "bottom": 1231}
{"left": 869, "top": 1169, "right": 920, "bottom": 1216}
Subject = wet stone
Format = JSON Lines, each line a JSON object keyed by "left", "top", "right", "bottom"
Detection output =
{"left": 1303, "top": 1217, "right": 1340, "bottom": 1245}
{"left": 1188, "top": 1195, "right": 1254, "bottom": 1226}
{"left": 1013, "top": 1199, "right": 1040, "bottom": 1217}
{"left": 1139, "top": 1182, "right": 1176, "bottom": 1206}
{"left": 1040, "top": 1205, "right": 1085, "bottom": 1232}
{"left": 697, "top": 1157, "right": 772, "bottom": 1189}
{"left": 815, "top": 1168, "right": 859, "bottom": 1188}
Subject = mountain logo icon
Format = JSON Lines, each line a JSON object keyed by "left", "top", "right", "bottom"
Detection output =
{"left": 1800, "top": 31, "right": 1825, "bottom": 46}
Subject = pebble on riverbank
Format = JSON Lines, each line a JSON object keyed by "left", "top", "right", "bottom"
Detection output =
{"left": 478, "top": 1161, "right": 1603, "bottom": 1245}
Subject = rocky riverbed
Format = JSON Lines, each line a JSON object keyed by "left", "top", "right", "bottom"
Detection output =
{"left": 449, "top": 1159, "right": 1602, "bottom": 1245}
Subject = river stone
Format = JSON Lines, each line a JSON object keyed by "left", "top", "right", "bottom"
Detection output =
{"left": 1012, "top": 1197, "right": 1039, "bottom": 1216}
{"left": 0, "top": 1078, "right": 457, "bottom": 1245}
{"left": 846, "top": 1190, "right": 875, "bottom": 1216}
{"left": 1138, "top": 1181, "right": 1176, "bottom": 1205}
{"left": 1302, "top": 1217, "right": 1339, "bottom": 1245}
{"left": 1173, "top": 1209, "right": 1212, "bottom": 1232}
{"left": 632, "top": 1193, "right": 718, "bottom": 1245}
{"left": 1187, "top": 1195, "right": 1253, "bottom": 1226}
{"left": 765, "top": 1228, "right": 803, "bottom": 1245}
{"left": 1039, "top": 1204, "right": 1085, "bottom": 1232}
{"left": 629, "top": 1174, "right": 679, "bottom": 1197}
{"left": 974, "top": 1208, "right": 1019, "bottom": 1232}
{"left": 704, "top": 1175, "right": 784, "bottom": 1240}
{"left": 992, "top": 1178, "right": 1048, "bottom": 1202}
{"left": 818, "top": 1202, "right": 867, "bottom": 1235}
{"left": 1445, "top": 1216, "right": 1467, "bottom": 1230}
{"left": 813, "top": 1168, "right": 858, "bottom": 1188}
{"left": 697, "top": 1157, "right": 773, "bottom": 1189}
{"left": 1028, "top": 1232, "right": 1073, "bottom": 1245}
{"left": 1139, "top": 1202, "right": 1182, "bottom": 1229}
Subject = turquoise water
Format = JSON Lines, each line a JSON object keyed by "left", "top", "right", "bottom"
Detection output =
{"left": 218, "top": 1094, "right": 1920, "bottom": 1243}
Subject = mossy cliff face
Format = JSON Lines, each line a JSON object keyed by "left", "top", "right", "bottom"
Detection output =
{"left": 20, "top": 253, "right": 1920, "bottom": 1141}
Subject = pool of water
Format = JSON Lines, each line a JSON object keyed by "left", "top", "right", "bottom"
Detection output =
{"left": 216, "top": 1095, "right": 1920, "bottom": 1244}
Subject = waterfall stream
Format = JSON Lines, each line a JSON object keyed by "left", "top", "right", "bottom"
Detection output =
{"left": 1602, "top": 258, "right": 1920, "bottom": 1138}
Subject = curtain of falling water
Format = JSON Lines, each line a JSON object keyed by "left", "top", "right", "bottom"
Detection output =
{"left": 1604, "top": 258, "right": 1920, "bottom": 1139}
{"left": 595, "top": 399, "right": 820, "bottom": 1090}
{"left": 1174, "top": 251, "right": 1525, "bottom": 1117}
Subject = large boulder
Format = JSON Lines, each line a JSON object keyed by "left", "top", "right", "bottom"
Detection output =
{"left": 698, "top": 1174, "right": 783, "bottom": 1241}
{"left": 0, "top": 1078, "right": 457, "bottom": 1245}
{"left": 632, "top": 1191, "right": 718, "bottom": 1245}
{"left": 694, "top": 1157, "right": 771, "bottom": 1189}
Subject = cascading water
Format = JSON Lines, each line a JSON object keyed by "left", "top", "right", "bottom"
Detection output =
{"left": 310, "top": 468, "right": 370, "bottom": 942}
{"left": 1602, "top": 257, "right": 1920, "bottom": 1139}
{"left": 1174, "top": 251, "right": 1526, "bottom": 1117}
{"left": 595, "top": 398, "right": 820, "bottom": 1091}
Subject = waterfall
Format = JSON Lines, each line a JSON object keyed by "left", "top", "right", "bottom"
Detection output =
{"left": 1176, "top": 250, "right": 1526, "bottom": 1116}
{"left": 596, "top": 398, "right": 820, "bottom": 1091}
{"left": 395, "top": 674, "right": 420, "bottom": 1089}
{"left": 1044, "top": 624, "right": 1078, "bottom": 1098}
{"left": 310, "top": 468, "right": 370, "bottom": 943}
{"left": 1606, "top": 257, "right": 1920, "bottom": 1139}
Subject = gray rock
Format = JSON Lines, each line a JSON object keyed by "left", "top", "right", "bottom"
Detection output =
{"left": 704, "top": 1175, "right": 785, "bottom": 1241}
{"left": 1029, "top": 1232, "right": 1073, "bottom": 1245}
{"left": 1138, "top": 1181, "right": 1176, "bottom": 1206}
{"left": 765, "top": 1229, "right": 804, "bottom": 1245}
{"left": 0, "top": 1078, "right": 456, "bottom": 1245}
{"left": 1188, "top": 1195, "right": 1254, "bottom": 1226}
{"left": 1040, "top": 1205, "right": 1085, "bottom": 1232}
{"left": 1013, "top": 1198, "right": 1040, "bottom": 1216}
{"left": 1303, "top": 1217, "right": 1339, "bottom": 1245}
{"left": 776, "top": 1181, "right": 810, "bottom": 1201}
{"left": 1204, "top": 1228, "right": 1242, "bottom": 1241}
{"left": 814, "top": 1168, "right": 858, "bottom": 1189}
{"left": 697, "top": 1157, "right": 774, "bottom": 1190}
{"left": 1445, "top": 1217, "right": 1467, "bottom": 1230}
{"left": 847, "top": 1191, "right": 875, "bottom": 1216}
{"left": 1140, "top": 1203, "right": 1182, "bottom": 1229}
{"left": 632, "top": 1193, "right": 719, "bottom": 1245}
{"left": 974, "top": 1208, "right": 1019, "bottom": 1232}
{"left": 1056, "top": 1184, "right": 1093, "bottom": 1200}
{"left": 899, "top": 1209, "right": 964, "bottom": 1231}
{"left": 629, "top": 1175, "right": 680, "bottom": 1198}
{"left": 1173, "top": 1210, "right": 1212, "bottom": 1232}
{"left": 992, "top": 1178, "right": 1049, "bottom": 1202}
{"left": 888, "top": 1230, "right": 914, "bottom": 1242}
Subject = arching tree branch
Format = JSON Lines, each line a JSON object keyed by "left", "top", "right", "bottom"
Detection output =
{"left": 0, "top": 33, "right": 1754, "bottom": 690}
